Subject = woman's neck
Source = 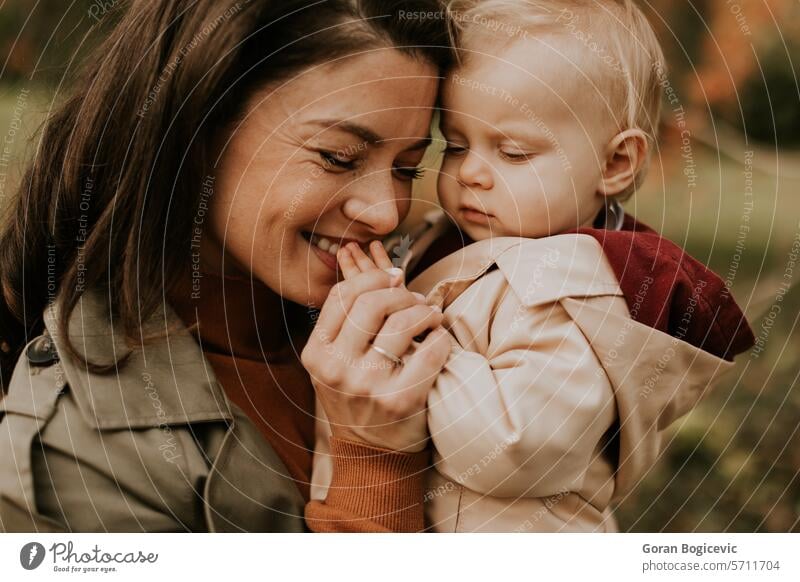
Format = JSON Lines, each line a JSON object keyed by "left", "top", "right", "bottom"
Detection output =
{"left": 167, "top": 266, "right": 306, "bottom": 359}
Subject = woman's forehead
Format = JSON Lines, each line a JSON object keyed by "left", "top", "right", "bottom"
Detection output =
{"left": 310, "top": 56, "right": 437, "bottom": 112}
{"left": 236, "top": 50, "right": 439, "bottom": 149}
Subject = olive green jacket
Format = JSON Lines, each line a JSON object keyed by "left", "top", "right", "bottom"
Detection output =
{"left": 0, "top": 288, "right": 306, "bottom": 532}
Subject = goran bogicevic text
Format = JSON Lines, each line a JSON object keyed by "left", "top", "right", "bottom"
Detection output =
{"left": 643, "top": 543, "right": 738, "bottom": 558}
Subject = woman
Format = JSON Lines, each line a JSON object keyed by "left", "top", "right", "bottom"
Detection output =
{"left": 0, "top": 0, "right": 454, "bottom": 532}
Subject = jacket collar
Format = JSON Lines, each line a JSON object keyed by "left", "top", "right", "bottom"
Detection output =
{"left": 44, "top": 287, "right": 232, "bottom": 430}
{"left": 407, "top": 231, "right": 624, "bottom": 309}
{"left": 407, "top": 235, "right": 522, "bottom": 306}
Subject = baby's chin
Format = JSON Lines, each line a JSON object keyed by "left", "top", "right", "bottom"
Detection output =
{"left": 452, "top": 219, "right": 493, "bottom": 242}
{"left": 457, "top": 218, "right": 555, "bottom": 242}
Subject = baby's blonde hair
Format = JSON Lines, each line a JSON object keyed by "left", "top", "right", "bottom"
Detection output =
{"left": 445, "top": 0, "right": 666, "bottom": 199}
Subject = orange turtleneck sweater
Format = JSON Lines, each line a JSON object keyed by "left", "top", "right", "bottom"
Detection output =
{"left": 167, "top": 270, "right": 428, "bottom": 532}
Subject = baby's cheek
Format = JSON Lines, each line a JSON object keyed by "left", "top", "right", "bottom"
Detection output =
{"left": 437, "top": 158, "right": 457, "bottom": 186}
{"left": 436, "top": 169, "right": 460, "bottom": 212}
{"left": 503, "top": 199, "right": 551, "bottom": 239}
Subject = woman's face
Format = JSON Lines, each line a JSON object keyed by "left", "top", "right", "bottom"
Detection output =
{"left": 206, "top": 49, "right": 438, "bottom": 308}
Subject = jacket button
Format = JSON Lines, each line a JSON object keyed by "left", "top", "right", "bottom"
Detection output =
{"left": 26, "top": 334, "right": 59, "bottom": 366}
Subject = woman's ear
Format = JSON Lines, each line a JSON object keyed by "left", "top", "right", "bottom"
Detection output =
{"left": 597, "top": 129, "right": 648, "bottom": 197}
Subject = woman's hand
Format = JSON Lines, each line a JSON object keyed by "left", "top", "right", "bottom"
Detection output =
{"left": 301, "top": 241, "right": 451, "bottom": 452}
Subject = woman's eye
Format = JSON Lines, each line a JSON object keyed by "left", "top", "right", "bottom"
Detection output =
{"left": 393, "top": 166, "right": 425, "bottom": 181}
{"left": 319, "top": 150, "right": 356, "bottom": 171}
{"left": 443, "top": 144, "right": 467, "bottom": 157}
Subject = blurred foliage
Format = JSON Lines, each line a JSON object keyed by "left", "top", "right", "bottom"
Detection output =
{"left": 0, "top": 0, "right": 113, "bottom": 84}
{"left": 0, "top": 0, "right": 798, "bottom": 532}
{"left": 645, "top": 0, "right": 800, "bottom": 149}
{"left": 734, "top": 38, "right": 800, "bottom": 148}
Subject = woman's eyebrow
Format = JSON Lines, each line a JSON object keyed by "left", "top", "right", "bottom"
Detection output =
{"left": 309, "top": 118, "right": 431, "bottom": 151}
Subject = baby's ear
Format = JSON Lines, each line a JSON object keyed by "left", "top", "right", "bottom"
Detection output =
{"left": 597, "top": 129, "right": 648, "bottom": 197}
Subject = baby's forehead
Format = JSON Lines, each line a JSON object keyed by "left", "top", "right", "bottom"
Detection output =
{"left": 469, "top": 33, "right": 614, "bottom": 89}
{"left": 445, "top": 34, "right": 616, "bottom": 123}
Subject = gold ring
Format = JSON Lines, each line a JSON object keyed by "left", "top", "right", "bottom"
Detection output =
{"left": 371, "top": 344, "right": 404, "bottom": 366}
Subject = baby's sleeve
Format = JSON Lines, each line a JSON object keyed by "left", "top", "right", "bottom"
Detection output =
{"left": 427, "top": 274, "right": 618, "bottom": 499}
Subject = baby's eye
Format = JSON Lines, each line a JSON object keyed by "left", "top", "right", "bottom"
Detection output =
{"left": 393, "top": 165, "right": 426, "bottom": 181}
{"left": 319, "top": 150, "right": 357, "bottom": 171}
{"left": 500, "top": 150, "right": 534, "bottom": 162}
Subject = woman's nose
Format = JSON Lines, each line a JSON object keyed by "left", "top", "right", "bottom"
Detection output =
{"left": 458, "top": 150, "right": 493, "bottom": 190}
{"left": 341, "top": 178, "right": 401, "bottom": 236}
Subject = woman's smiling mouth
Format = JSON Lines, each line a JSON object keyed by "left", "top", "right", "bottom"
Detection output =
{"left": 301, "top": 231, "right": 373, "bottom": 272}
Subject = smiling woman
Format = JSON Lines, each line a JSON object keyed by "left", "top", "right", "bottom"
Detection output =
{"left": 0, "top": 0, "right": 455, "bottom": 532}
{"left": 208, "top": 49, "right": 439, "bottom": 308}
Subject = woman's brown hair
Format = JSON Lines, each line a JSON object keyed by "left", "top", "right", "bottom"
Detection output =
{"left": 0, "top": 0, "right": 455, "bottom": 389}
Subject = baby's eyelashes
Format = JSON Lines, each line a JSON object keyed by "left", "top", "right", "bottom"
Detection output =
{"left": 499, "top": 150, "right": 535, "bottom": 162}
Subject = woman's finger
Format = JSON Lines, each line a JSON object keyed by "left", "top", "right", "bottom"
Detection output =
{"left": 312, "top": 268, "right": 404, "bottom": 345}
{"left": 336, "top": 286, "right": 426, "bottom": 354}
{"left": 371, "top": 304, "right": 443, "bottom": 361}
{"left": 349, "top": 242, "right": 380, "bottom": 273}
{"left": 370, "top": 240, "right": 395, "bottom": 270}
{"left": 398, "top": 326, "right": 452, "bottom": 389}
{"left": 337, "top": 245, "right": 361, "bottom": 280}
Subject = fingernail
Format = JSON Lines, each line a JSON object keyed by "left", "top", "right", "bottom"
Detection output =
{"left": 384, "top": 267, "right": 404, "bottom": 285}
{"left": 412, "top": 292, "right": 427, "bottom": 302}
{"left": 430, "top": 304, "right": 442, "bottom": 312}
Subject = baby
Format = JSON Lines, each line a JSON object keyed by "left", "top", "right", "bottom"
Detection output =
{"left": 311, "top": 0, "right": 754, "bottom": 531}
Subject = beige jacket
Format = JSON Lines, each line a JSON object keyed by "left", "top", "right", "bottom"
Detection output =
{"left": 312, "top": 212, "right": 734, "bottom": 532}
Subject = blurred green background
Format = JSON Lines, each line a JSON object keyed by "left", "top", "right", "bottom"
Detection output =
{"left": 1, "top": 0, "right": 798, "bottom": 531}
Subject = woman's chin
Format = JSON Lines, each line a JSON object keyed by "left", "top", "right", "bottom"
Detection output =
{"left": 298, "top": 286, "right": 333, "bottom": 311}
{"left": 281, "top": 270, "right": 337, "bottom": 310}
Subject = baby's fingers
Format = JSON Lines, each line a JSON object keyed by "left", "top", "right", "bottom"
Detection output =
{"left": 337, "top": 246, "right": 361, "bottom": 280}
{"left": 349, "top": 243, "right": 380, "bottom": 273}
{"left": 370, "top": 240, "right": 395, "bottom": 270}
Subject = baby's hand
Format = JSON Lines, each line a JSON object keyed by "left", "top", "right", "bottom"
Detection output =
{"left": 337, "top": 240, "right": 397, "bottom": 281}
{"left": 338, "top": 239, "right": 434, "bottom": 344}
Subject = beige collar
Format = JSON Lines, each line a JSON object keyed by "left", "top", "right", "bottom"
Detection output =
{"left": 407, "top": 229, "right": 624, "bottom": 310}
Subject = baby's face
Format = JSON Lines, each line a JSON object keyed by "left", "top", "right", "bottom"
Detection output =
{"left": 438, "top": 36, "right": 616, "bottom": 241}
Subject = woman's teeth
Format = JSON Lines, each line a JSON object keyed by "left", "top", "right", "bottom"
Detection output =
{"left": 309, "top": 234, "right": 340, "bottom": 256}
